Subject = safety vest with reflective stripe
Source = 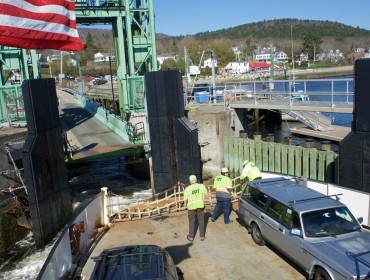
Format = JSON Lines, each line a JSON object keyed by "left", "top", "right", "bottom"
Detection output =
{"left": 184, "top": 183, "right": 208, "bottom": 210}
{"left": 240, "top": 162, "right": 261, "bottom": 181}
{"left": 247, "top": 166, "right": 262, "bottom": 181}
{"left": 213, "top": 175, "right": 232, "bottom": 194}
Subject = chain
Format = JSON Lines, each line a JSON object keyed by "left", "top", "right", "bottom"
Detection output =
{"left": 0, "top": 168, "right": 24, "bottom": 175}
{"left": 3, "top": 185, "right": 28, "bottom": 193}
{"left": 4, "top": 146, "right": 27, "bottom": 193}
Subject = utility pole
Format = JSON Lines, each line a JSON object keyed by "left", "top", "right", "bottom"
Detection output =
{"left": 269, "top": 44, "right": 275, "bottom": 79}
{"left": 184, "top": 46, "right": 189, "bottom": 95}
{"left": 210, "top": 51, "right": 216, "bottom": 103}
{"left": 109, "top": 56, "right": 115, "bottom": 113}
{"left": 60, "top": 51, "right": 63, "bottom": 85}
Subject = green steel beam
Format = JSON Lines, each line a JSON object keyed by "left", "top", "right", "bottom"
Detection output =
{"left": 75, "top": 0, "right": 157, "bottom": 115}
{"left": 0, "top": 47, "right": 39, "bottom": 123}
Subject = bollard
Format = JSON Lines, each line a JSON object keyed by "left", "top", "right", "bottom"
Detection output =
{"left": 283, "top": 136, "right": 291, "bottom": 145}
{"left": 321, "top": 140, "right": 331, "bottom": 151}
{"left": 305, "top": 138, "right": 315, "bottom": 149}
{"left": 266, "top": 133, "right": 275, "bottom": 142}
{"left": 253, "top": 132, "right": 262, "bottom": 141}
{"left": 239, "top": 130, "right": 248, "bottom": 138}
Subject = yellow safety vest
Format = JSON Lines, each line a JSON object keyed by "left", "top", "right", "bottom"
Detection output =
{"left": 248, "top": 165, "right": 262, "bottom": 181}
{"left": 241, "top": 162, "right": 261, "bottom": 181}
{"left": 184, "top": 183, "right": 208, "bottom": 210}
{"left": 213, "top": 175, "right": 232, "bottom": 193}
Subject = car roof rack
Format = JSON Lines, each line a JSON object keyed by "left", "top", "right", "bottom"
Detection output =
{"left": 288, "top": 193, "right": 342, "bottom": 205}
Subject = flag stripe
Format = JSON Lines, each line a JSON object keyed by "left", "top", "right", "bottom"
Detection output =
{"left": 1, "top": 26, "right": 80, "bottom": 42}
{"left": 25, "top": 0, "right": 74, "bottom": 6}
{"left": 0, "top": 0, "right": 75, "bottom": 20}
{"left": 0, "top": 0, "right": 85, "bottom": 51}
{"left": 0, "top": 15, "right": 79, "bottom": 37}
{"left": 0, "top": 4, "right": 76, "bottom": 28}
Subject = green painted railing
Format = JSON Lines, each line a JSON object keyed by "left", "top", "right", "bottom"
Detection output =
{"left": 224, "top": 136, "right": 339, "bottom": 184}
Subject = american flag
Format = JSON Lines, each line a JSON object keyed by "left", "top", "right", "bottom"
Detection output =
{"left": 0, "top": 0, "right": 86, "bottom": 51}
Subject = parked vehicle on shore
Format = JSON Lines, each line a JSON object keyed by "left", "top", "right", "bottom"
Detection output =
{"left": 92, "top": 77, "right": 108, "bottom": 85}
{"left": 237, "top": 177, "right": 370, "bottom": 280}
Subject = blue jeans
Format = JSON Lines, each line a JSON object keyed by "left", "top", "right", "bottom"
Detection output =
{"left": 212, "top": 196, "right": 231, "bottom": 224}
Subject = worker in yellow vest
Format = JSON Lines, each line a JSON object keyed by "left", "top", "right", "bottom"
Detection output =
{"left": 240, "top": 160, "right": 262, "bottom": 182}
{"left": 211, "top": 167, "right": 235, "bottom": 224}
{"left": 184, "top": 175, "right": 208, "bottom": 241}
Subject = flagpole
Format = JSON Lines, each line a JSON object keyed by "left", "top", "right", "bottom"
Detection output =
{"left": 60, "top": 51, "right": 63, "bottom": 85}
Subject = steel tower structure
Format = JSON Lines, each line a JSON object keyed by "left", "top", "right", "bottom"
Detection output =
{"left": 0, "top": 47, "right": 39, "bottom": 125}
{"left": 75, "top": 0, "right": 158, "bottom": 116}
{"left": 0, "top": 0, "right": 157, "bottom": 124}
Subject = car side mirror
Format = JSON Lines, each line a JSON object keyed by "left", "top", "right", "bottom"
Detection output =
{"left": 291, "top": 228, "right": 302, "bottom": 236}
{"left": 357, "top": 217, "right": 364, "bottom": 224}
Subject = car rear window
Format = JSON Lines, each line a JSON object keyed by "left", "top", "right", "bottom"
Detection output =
{"left": 244, "top": 187, "right": 269, "bottom": 209}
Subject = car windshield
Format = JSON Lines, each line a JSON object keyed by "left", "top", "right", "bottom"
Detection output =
{"left": 302, "top": 206, "right": 361, "bottom": 238}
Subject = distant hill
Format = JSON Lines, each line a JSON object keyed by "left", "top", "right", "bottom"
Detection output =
{"left": 77, "top": 19, "right": 370, "bottom": 57}
{"left": 193, "top": 18, "right": 370, "bottom": 40}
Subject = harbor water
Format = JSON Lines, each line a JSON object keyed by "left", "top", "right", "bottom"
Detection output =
{"left": 0, "top": 76, "right": 353, "bottom": 279}
{"left": 0, "top": 159, "right": 152, "bottom": 280}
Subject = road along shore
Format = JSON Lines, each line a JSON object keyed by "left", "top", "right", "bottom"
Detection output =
{"left": 194, "top": 65, "right": 354, "bottom": 85}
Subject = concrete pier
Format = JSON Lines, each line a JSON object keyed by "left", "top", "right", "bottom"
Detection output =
{"left": 187, "top": 106, "right": 237, "bottom": 182}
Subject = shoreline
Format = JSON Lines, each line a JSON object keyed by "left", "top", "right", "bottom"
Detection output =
{"left": 193, "top": 65, "right": 354, "bottom": 85}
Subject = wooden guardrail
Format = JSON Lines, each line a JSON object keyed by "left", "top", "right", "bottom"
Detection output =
{"left": 224, "top": 136, "right": 339, "bottom": 184}
{"left": 110, "top": 179, "right": 243, "bottom": 222}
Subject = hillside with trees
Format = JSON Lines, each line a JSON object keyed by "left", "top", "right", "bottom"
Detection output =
{"left": 156, "top": 19, "right": 370, "bottom": 61}
{"left": 49, "top": 19, "right": 369, "bottom": 78}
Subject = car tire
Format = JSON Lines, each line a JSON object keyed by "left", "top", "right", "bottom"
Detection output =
{"left": 251, "top": 223, "right": 265, "bottom": 246}
{"left": 314, "top": 268, "right": 331, "bottom": 280}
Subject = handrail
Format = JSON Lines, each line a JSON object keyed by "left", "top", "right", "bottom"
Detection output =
{"left": 111, "top": 178, "right": 243, "bottom": 222}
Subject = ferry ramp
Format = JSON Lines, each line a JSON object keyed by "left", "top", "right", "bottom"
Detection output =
{"left": 57, "top": 89, "right": 144, "bottom": 164}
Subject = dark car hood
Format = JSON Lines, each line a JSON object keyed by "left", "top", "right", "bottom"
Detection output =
{"left": 309, "top": 231, "right": 370, "bottom": 278}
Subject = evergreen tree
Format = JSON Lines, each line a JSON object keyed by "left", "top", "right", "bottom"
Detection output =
{"left": 85, "top": 32, "right": 95, "bottom": 60}
{"left": 301, "top": 34, "right": 323, "bottom": 61}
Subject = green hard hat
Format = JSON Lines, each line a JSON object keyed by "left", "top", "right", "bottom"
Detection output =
{"left": 221, "top": 167, "right": 229, "bottom": 173}
{"left": 189, "top": 175, "right": 197, "bottom": 181}
{"left": 243, "top": 160, "right": 249, "bottom": 166}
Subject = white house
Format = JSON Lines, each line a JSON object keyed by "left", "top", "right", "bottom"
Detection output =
{"left": 299, "top": 53, "right": 309, "bottom": 62}
{"left": 94, "top": 52, "right": 115, "bottom": 62}
{"left": 253, "top": 48, "right": 272, "bottom": 62}
{"left": 202, "top": 58, "right": 218, "bottom": 68}
{"left": 94, "top": 52, "right": 105, "bottom": 62}
{"left": 254, "top": 48, "right": 288, "bottom": 63}
{"left": 224, "top": 62, "right": 249, "bottom": 74}
{"left": 275, "top": 51, "right": 288, "bottom": 63}
{"left": 189, "top": 65, "right": 200, "bottom": 75}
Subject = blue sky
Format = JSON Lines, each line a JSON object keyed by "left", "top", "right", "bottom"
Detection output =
{"left": 154, "top": 0, "right": 370, "bottom": 36}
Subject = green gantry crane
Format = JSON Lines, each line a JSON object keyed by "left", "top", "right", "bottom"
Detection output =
{"left": 75, "top": 0, "right": 158, "bottom": 115}
{"left": 0, "top": 47, "right": 39, "bottom": 126}
{"left": 0, "top": 0, "right": 157, "bottom": 125}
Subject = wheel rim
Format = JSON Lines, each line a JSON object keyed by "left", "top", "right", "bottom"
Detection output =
{"left": 253, "top": 225, "right": 261, "bottom": 241}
